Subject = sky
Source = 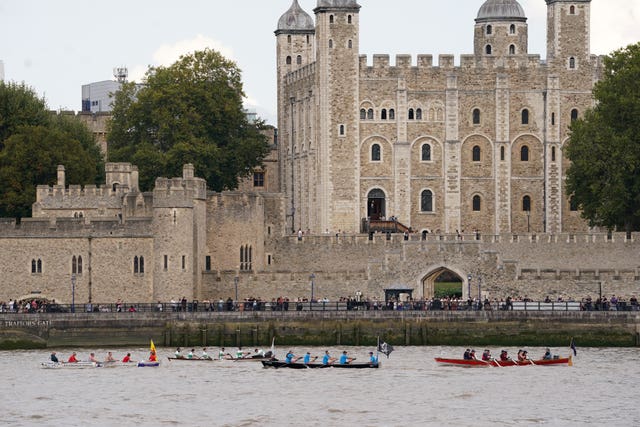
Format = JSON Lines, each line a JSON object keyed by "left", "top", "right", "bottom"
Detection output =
{"left": 1, "top": 0, "right": 639, "bottom": 126}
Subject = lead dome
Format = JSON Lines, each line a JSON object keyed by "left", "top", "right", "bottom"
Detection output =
{"left": 277, "top": 0, "right": 314, "bottom": 32}
{"left": 476, "top": 0, "right": 527, "bottom": 22}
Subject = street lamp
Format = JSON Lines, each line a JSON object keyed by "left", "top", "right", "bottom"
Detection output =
{"left": 71, "top": 274, "right": 76, "bottom": 313}
{"left": 310, "top": 273, "right": 316, "bottom": 303}
{"left": 467, "top": 274, "right": 472, "bottom": 300}
{"left": 234, "top": 275, "right": 239, "bottom": 306}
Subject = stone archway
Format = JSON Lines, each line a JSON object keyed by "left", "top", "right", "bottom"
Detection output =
{"left": 419, "top": 265, "right": 467, "bottom": 299}
{"left": 367, "top": 188, "right": 386, "bottom": 220}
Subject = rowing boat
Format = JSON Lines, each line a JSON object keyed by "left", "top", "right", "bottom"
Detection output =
{"left": 261, "top": 360, "right": 379, "bottom": 369}
{"left": 167, "top": 357, "right": 217, "bottom": 362}
{"left": 434, "top": 356, "right": 572, "bottom": 367}
{"left": 137, "top": 360, "right": 160, "bottom": 367}
{"left": 41, "top": 361, "right": 102, "bottom": 369}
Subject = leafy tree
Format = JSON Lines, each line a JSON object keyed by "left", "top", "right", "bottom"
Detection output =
{"left": 0, "top": 82, "right": 104, "bottom": 218}
{"left": 565, "top": 42, "right": 640, "bottom": 233}
{"left": 107, "top": 48, "right": 270, "bottom": 191}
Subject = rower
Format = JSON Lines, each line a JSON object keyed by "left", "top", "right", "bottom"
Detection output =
{"left": 187, "top": 349, "right": 199, "bottom": 359}
{"left": 175, "top": 347, "right": 184, "bottom": 359}
{"left": 89, "top": 353, "right": 99, "bottom": 363}
{"left": 339, "top": 351, "right": 354, "bottom": 365}
{"left": 201, "top": 348, "right": 211, "bottom": 360}
{"left": 50, "top": 352, "right": 59, "bottom": 363}
{"left": 285, "top": 350, "right": 298, "bottom": 363}
{"left": 149, "top": 350, "right": 157, "bottom": 362}
{"left": 499, "top": 350, "right": 509, "bottom": 361}
{"left": 542, "top": 348, "right": 552, "bottom": 360}
{"left": 105, "top": 351, "right": 116, "bottom": 362}
{"left": 322, "top": 350, "right": 336, "bottom": 365}
{"left": 463, "top": 349, "right": 471, "bottom": 360}
{"left": 303, "top": 352, "right": 316, "bottom": 364}
{"left": 122, "top": 353, "right": 132, "bottom": 363}
{"left": 369, "top": 351, "right": 378, "bottom": 364}
{"left": 68, "top": 352, "right": 79, "bottom": 363}
{"left": 481, "top": 349, "right": 491, "bottom": 361}
{"left": 469, "top": 349, "right": 477, "bottom": 360}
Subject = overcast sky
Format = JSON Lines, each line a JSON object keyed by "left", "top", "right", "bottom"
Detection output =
{"left": 1, "top": 0, "right": 638, "bottom": 125}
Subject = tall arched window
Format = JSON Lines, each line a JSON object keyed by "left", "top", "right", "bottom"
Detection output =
{"left": 348, "top": 40, "right": 353, "bottom": 49}
{"left": 500, "top": 146, "right": 505, "bottom": 161}
{"left": 389, "top": 109, "right": 395, "bottom": 120}
{"left": 472, "top": 108, "right": 481, "bottom": 125}
{"left": 523, "top": 196, "right": 531, "bottom": 212}
{"left": 339, "top": 124, "right": 345, "bottom": 136}
{"left": 329, "top": 15, "right": 334, "bottom": 24}
{"left": 509, "top": 45, "right": 516, "bottom": 55}
{"left": 360, "top": 109, "right": 366, "bottom": 120}
{"left": 348, "top": 15, "right": 352, "bottom": 24}
{"left": 72, "top": 256, "right": 77, "bottom": 274}
{"left": 472, "top": 145, "right": 481, "bottom": 162}
{"left": 521, "top": 109, "right": 529, "bottom": 125}
{"left": 408, "top": 109, "right": 414, "bottom": 120}
{"left": 551, "top": 146, "right": 557, "bottom": 162}
{"left": 367, "top": 109, "right": 374, "bottom": 120}
{"left": 31, "top": 259, "right": 37, "bottom": 274}
{"left": 134, "top": 256, "right": 139, "bottom": 273}
{"left": 421, "top": 190, "right": 433, "bottom": 212}
{"left": 486, "top": 25, "right": 492, "bottom": 35}
{"left": 569, "top": 197, "right": 579, "bottom": 212}
{"left": 329, "top": 39, "right": 333, "bottom": 49}
{"left": 551, "top": 112, "right": 556, "bottom": 126}
{"left": 381, "top": 109, "right": 387, "bottom": 120}
{"left": 486, "top": 45, "right": 492, "bottom": 55}
{"left": 416, "top": 108, "right": 422, "bottom": 120}
{"left": 472, "top": 195, "right": 481, "bottom": 212}
{"left": 521, "top": 146, "right": 529, "bottom": 161}
{"left": 421, "top": 144, "right": 431, "bottom": 161}
{"left": 571, "top": 109, "right": 579, "bottom": 122}
{"left": 286, "top": 56, "right": 291, "bottom": 65}
{"left": 569, "top": 5, "right": 575, "bottom": 14}
{"left": 296, "top": 55, "right": 302, "bottom": 65}
{"left": 510, "top": 24, "right": 516, "bottom": 34}
{"left": 371, "top": 144, "right": 381, "bottom": 161}
{"left": 37, "top": 259, "right": 42, "bottom": 273}
{"left": 569, "top": 57, "right": 576, "bottom": 69}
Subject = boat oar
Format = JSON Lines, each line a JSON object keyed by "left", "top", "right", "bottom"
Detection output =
{"left": 491, "top": 358, "right": 502, "bottom": 367}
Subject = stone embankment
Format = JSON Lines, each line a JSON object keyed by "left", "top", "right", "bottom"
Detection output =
{"left": 1, "top": 311, "right": 639, "bottom": 350}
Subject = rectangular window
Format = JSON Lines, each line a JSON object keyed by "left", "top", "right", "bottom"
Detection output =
{"left": 253, "top": 172, "right": 265, "bottom": 187}
{"left": 182, "top": 255, "right": 186, "bottom": 270}
{"left": 163, "top": 255, "right": 168, "bottom": 271}
{"left": 267, "top": 254, "right": 272, "bottom": 265}
{"left": 205, "top": 256, "right": 211, "bottom": 271}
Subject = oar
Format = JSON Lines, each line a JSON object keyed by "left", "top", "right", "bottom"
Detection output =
{"left": 491, "top": 358, "right": 502, "bottom": 367}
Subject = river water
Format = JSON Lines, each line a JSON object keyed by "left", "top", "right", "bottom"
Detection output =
{"left": 2, "top": 346, "right": 639, "bottom": 426}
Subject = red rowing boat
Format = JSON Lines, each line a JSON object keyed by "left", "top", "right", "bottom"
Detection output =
{"left": 434, "top": 356, "right": 572, "bottom": 367}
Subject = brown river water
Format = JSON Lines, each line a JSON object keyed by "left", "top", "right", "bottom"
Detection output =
{"left": 2, "top": 346, "right": 639, "bottom": 426}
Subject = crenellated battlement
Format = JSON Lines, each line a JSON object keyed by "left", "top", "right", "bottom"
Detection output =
{"left": 0, "top": 217, "right": 153, "bottom": 237}
{"left": 359, "top": 53, "right": 547, "bottom": 74}
{"left": 285, "top": 62, "right": 316, "bottom": 85}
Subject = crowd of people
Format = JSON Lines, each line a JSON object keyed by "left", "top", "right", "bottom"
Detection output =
{"left": 463, "top": 347, "right": 555, "bottom": 362}
{"left": 283, "top": 349, "right": 378, "bottom": 365}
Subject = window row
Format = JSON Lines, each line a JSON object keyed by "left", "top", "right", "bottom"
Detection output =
{"left": 472, "top": 108, "right": 579, "bottom": 125}
{"left": 484, "top": 44, "right": 519, "bottom": 55}
{"left": 240, "top": 245, "right": 253, "bottom": 271}
{"left": 162, "top": 255, "right": 187, "bottom": 271}
{"left": 418, "top": 191, "right": 536, "bottom": 213}
{"left": 485, "top": 24, "right": 518, "bottom": 35}
{"left": 360, "top": 107, "right": 443, "bottom": 121}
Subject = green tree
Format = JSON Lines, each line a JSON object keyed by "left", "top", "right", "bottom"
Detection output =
{"left": 0, "top": 82, "right": 104, "bottom": 218}
{"left": 107, "top": 48, "right": 270, "bottom": 191}
{"left": 565, "top": 42, "right": 640, "bottom": 233}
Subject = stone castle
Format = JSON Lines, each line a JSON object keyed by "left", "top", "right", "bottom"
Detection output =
{"left": 277, "top": 0, "right": 601, "bottom": 235}
{"left": 1, "top": 0, "right": 639, "bottom": 306}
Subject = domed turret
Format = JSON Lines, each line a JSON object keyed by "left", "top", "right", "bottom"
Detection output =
{"left": 277, "top": 0, "right": 314, "bottom": 33}
{"left": 476, "top": 0, "right": 526, "bottom": 22}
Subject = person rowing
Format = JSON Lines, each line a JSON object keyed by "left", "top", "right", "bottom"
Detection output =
{"left": 148, "top": 350, "right": 157, "bottom": 362}
{"left": 368, "top": 351, "right": 378, "bottom": 364}
{"left": 322, "top": 350, "right": 336, "bottom": 365}
{"left": 499, "top": 350, "right": 509, "bottom": 361}
{"left": 105, "top": 351, "right": 116, "bottom": 362}
{"left": 517, "top": 350, "right": 528, "bottom": 362}
{"left": 339, "top": 350, "right": 354, "bottom": 365}
{"left": 302, "top": 352, "right": 317, "bottom": 364}
{"left": 201, "top": 348, "right": 212, "bottom": 360}
{"left": 175, "top": 347, "right": 184, "bottom": 359}
{"left": 122, "top": 353, "right": 133, "bottom": 363}
{"left": 285, "top": 350, "right": 300, "bottom": 364}
{"left": 469, "top": 349, "right": 477, "bottom": 360}
{"left": 187, "top": 349, "right": 199, "bottom": 359}
{"left": 481, "top": 349, "right": 492, "bottom": 361}
{"left": 542, "top": 348, "right": 553, "bottom": 360}
{"left": 50, "top": 352, "right": 59, "bottom": 363}
{"left": 89, "top": 353, "right": 99, "bottom": 363}
{"left": 463, "top": 348, "right": 471, "bottom": 360}
{"left": 68, "top": 352, "right": 79, "bottom": 363}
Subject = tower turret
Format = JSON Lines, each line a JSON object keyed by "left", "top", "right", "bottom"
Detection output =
{"left": 275, "top": 0, "right": 315, "bottom": 79}
{"left": 474, "top": 0, "right": 528, "bottom": 57}
{"left": 546, "top": 0, "right": 591, "bottom": 68}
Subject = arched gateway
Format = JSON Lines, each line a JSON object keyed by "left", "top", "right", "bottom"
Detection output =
{"left": 419, "top": 266, "right": 467, "bottom": 299}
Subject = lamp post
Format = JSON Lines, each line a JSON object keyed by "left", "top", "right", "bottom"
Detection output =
{"left": 478, "top": 275, "right": 482, "bottom": 302}
{"left": 71, "top": 274, "right": 76, "bottom": 313}
{"left": 467, "top": 274, "right": 472, "bottom": 300}
{"left": 310, "top": 273, "right": 316, "bottom": 303}
{"left": 234, "top": 275, "right": 239, "bottom": 307}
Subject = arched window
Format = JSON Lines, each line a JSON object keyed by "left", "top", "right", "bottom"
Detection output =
{"left": 286, "top": 56, "right": 291, "bottom": 65}
{"left": 371, "top": 144, "right": 381, "bottom": 161}
{"left": 551, "top": 112, "right": 556, "bottom": 126}
{"left": 472, "top": 108, "right": 481, "bottom": 125}
{"left": 521, "top": 145, "right": 529, "bottom": 161}
{"left": 348, "top": 15, "right": 352, "bottom": 24}
{"left": 472, "top": 145, "right": 481, "bottom": 162}
{"left": 329, "top": 15, "right": 334, "bottom": 24}
{"left": 37, "top": 259, "right": 42, "bottom": 273}
{"left": 360, "top": 109, "right": 366, "bottom": 120}
{"left": 72, "top": 256, "right": 77, "bottom": 274}
{"left": 381, "top": 109, "right": 387, "bottom": 120}
{"left": 389, "top": 109, "right": 395, "bottom": 120}
{"left": 367, "top": 109, "right": 374, "bottom": 120}
{"left": 421, "top": 144, "right": 431, "bottom": 161}
{"left": 31, "top": 259, "right": 37, "bottom": 274}
{"left": 500, "top": 146, "right": 505, "bottom": 161}
{"left": 348, "top": 40, "right": 353, "bottom": 49}
{"left": 472, "top": 195, "right": 482, "bottom": 212}
{"left": 421, "top": 190, "right": 433, "bottom": 212}
{"left": 551, "top": 146, "right": 557, "bottom": 162}
{"left": 521, "top": 109, "right": 529, "bottom": 125}
{"left": 569, "top": 57, "right": 576, "bottom": 69}
{"left": 339, "top": 124, "right": 345, "bottom": 136}
{"left": 510, "top": 24, "right": 516, "bottom": 34}
{"left": 408, "top": 109, "right": 414, "bottom": 120}
{"left": 571, "top": 109, "right": 579, "bottom": 122}
{"left": 77, "top": 256, "right": 83, "bottom": 275}
{"left": 134, "top": 256, "right": 139, "bottom": 274}
{"left": 287, "top": 35, "right": 291, "bottom": 43}
{"left": 329, "top": 39, "right": 333, "bottom": 49}
{"left": 569, "top": 5, "right": 575, "bottom": 15}
{"left": 486, "top": 45, "right": 492, "bottom": 55}
{"left": 416, "top": 108, "right": 422, "bottom": 120}
{"left": 139, "top": 256, "right": 144, "bottom": 273}
{"left": 296, "top": 55, "right": 302, "bottom": 65}
{"left": 523, "top": 196, "right": 531, "bottom": 212}
{"left": 509, "top": 45, "right": 516, "bottom": 55}
{"left": 486, "top": 25, "right": 492, "bottom": 35}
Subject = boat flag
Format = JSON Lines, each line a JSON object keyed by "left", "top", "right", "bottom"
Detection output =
{"left": 377, "top": 337, "right": 394, "bottom": 358}
{"left": 570, "top": 338, "right": 577, "bottom": 356}
{"left": 150, "top": 339, "right": 156, "bottom": 354}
